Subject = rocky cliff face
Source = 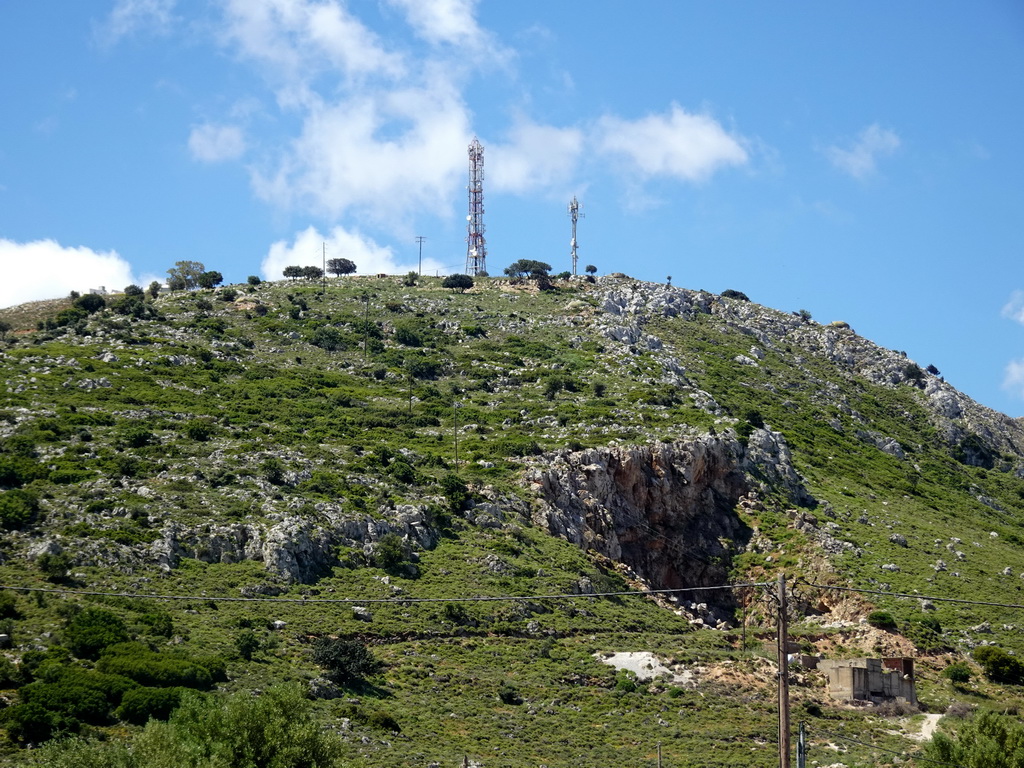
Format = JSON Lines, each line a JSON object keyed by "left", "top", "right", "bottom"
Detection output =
{"left": 523, "top": 431, "right": 812, "bottom": 618}
{"left": 595, "top": 280, "right": 1024, "bottom": 474}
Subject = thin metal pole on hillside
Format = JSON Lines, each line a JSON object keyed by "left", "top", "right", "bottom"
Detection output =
{"left": 416, "top": 236, "right": 426, "bottom": 276}
{"left": 777, "top": 573, "right": 791, "bottom": 768}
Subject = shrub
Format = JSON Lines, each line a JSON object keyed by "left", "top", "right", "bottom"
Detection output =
{"left": 721, "top": 289, "right": 750, "bottom": 301}
{"left": 972, "top": 646, "right": 1024, "bottom": 685}
{"left": 96, "top": 643, "right": 218, "bottom": 690}
{"left": 19, "top": 680, "right": 111, "bottom": 724}
{"left": 0, "top": 454, "right": 47, "bottom": 488}
{"left": 116, "top": 686, "right": 186, "bottom": 724}
{"left": 394, "top": 323, "right": 422, "bottom": 347}
{"left": 442, "top": 274, "right": 473, "bottom": 292}
{"left": 310, "top": 637, "right": 382, "bottom": 685}
{"left": 2, "top": 702, "right": 69, "bottom": 743}
{"left": 373, "top": 533, "right": 407, "bottom": 571}
{"left": 902, "top": 362, "right": 925, "bottom": 387}
{"left": 247, "top": 275, "right": 262, "bottom": 286}
{"left": 311, "top": 326, "right": 344, "bottom": 351}
{"left": 66, "top": 608, "right": 129, "bottom": 660}
{"left": 0, "top": 489, "right": 39, "bottom": 529}
{"left": 182, "top": 420, "right": 214, "bottom": 442}
{"left": 0, "top": 655, "right": 23, "bottom": 687}
{"left": 943, "top": 661, "right": 972, "bottom": 684}
{"left": 37, "top": 552, "right": 71, "bottom": 583}
{"left": 0, "top": 590, "right": 19, "bottom": 619}
{"left": 926, "top": 711, "right": 1024, "bottom": 767}
{"left": 498, "top": 683, "right": 522, "bottom": 705}
{"left": 73, "top": 293, "right": 106, "bottom": 314}
{"left": 866, "top": 610, "right": 897, "bottom": 631}
{"left": 235, "top": 630, "right": 260, "bottom": 661}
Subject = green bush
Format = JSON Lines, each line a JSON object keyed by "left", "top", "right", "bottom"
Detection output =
{"left": 310, "top": 326, "right": 344, "bottom": 351}
{"left": 116, "top": 686, "right": 186, "bottom": 725}
{"left": 498, "top": 683, "right": 522, "bottom": 705}
{"left": 66, "top": 609, "right": 129, "bottom": 660}
{"left": 37, "top": 552, "right": 71, "bottom": 583}
{"left": 972, "top": 646, "right": 1024, "bottom": 685}
{"left": 0, "top": 489, "right": 39, "bottom": 529}
{"left": 394, "top": 323, "right": 422, "bottom": 347}
{"left": 866, "top": 610, "right": 897, "bottom": 631}
{"left": 0, "top": 454, "right": 47, "bottom": 488}
{"left": 235, "top": 630, "right": 260, "bottom": 661}
{"left": 33, "top": 685, "right": 341, "bottom": 766}
{"left": 2, "top": 701, "right": 70, "bottom": 744}
{"left": 0, "top": 656, "right": 24, "bottom": 688}
{"left": 96, "top": 643, "right": 217, "bottom": 690}
{"left": 373, "top": 533, "right": 407, "bottom": 571}
{"left": 0, "top": 590, "right": 18, "bottom": 619}
{"left": 310, "top": 637, "right": 382, "bottom": 685}
{"left": 721, "top": 289, "right": 750, "bottom": 301}
{"left": 943, "top": 661, "right": 972, "bottom": 684}
{"left": 19, "top": 681, "right": 111, "bottom": 724}
{"left": 182, "top": 420, "right": 214, "bottom": 442}
{"left": 925, "top": 711, "right": 1024, "bottom": 768}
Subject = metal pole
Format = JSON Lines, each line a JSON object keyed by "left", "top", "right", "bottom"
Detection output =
{"left": 778, "top": 573, "right": 791, "bottom": 768}
{"left": 797, "top": 721, "right": 806, "bottom": 768}
{"left": 416, "top": 236, "right": 426, "bottom": 277}
{"left": 322, "top": 242, "right": 326, "bottom": 295}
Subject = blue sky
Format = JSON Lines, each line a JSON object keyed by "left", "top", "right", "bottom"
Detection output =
{"left": 2, "top": 1, "right": 1023, "bottom": 417}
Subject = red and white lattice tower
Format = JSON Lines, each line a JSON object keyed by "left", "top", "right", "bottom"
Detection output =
{"left": 465, "top": 138, "right": 487, "bottom": 276}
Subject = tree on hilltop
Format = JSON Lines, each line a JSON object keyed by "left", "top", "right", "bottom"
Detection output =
{"left": 302, "top": 266, "right": 324, "bottom": 280}
{"left": 197, "top": 271, "right": 224, "bottom": 290}
{"left": 326, "top": 258, "right": 356, "bottom": 277}
{"left": 167, "top": 261, "right": 205, "bottom": 291}
{"left": 283, "top": 265, "right": 303, "bottom": 281}
{"left": 504, "top": 259, "right": 551, "bottom": 280}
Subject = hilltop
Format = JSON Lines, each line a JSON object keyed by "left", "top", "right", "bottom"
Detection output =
{"left": 1, "top": 273, "right": 1023, "bottom": 766}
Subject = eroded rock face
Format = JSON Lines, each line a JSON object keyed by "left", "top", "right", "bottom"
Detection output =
{"left": 526, "top": 436, "right": 752, "bottom": 594}
{"left": 524, "top": 431, "right": 814, "bottom": 618}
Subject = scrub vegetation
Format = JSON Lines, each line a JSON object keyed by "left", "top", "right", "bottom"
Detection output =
{"left": 0, "top": 273, "right": 1023, "bottom": 766}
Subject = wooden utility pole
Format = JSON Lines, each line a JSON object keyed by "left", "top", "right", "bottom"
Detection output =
{"left": 777, "top": 573, "right": 791, "bottom": 768}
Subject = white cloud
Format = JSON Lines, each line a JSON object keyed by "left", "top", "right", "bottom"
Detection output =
{"left": 97, "top": 0, "right": 177, "bottom": 45}
{"left": 221, "top": 0, "right": 405, "bottom": 94}
{"left": 1001, "top": 290, "right": 1024, "bottom": 325}
{"left": 251, "top": 74, "right": 470, "bottom": 224}
{"left": 825, "top": 123, "right": 901, "bottom": 179}
{"left": 595, "top": 104, "right": 748, "bottom": 182}
{"left": 1003, "top": 358, "right": 1024, "bottom": 400}
{"left": 488, "top": 119, "right": 584, "bottom": 195}
{"left": 387, "top": 0, "right": 487, "bottom": 49}
{"left": 0, "top": 239, "right": 139, "bottom": 308}
{"left": 188, "top": 123, "right": 247, "bottom": 163}
{"left": 261, "top": 225, "right": 447, "bottom": 281}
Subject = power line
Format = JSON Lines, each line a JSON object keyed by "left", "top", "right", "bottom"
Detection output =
{"left": 796, "top": 580, "right": 1024, "bottom": 610}
{"left": 0, "top": 582, "right": 769, "bottom": 605}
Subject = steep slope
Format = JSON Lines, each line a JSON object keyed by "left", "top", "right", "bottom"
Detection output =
{"left": 1, "top": 274, "right": 1023, "bottom": 766}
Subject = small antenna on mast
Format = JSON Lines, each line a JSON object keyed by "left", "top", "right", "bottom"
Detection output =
{"left": 568, "top": 196, "right": 584, "bottom": 275}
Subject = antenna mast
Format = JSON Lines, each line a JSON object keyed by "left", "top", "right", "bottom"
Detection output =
{"left": 465, "top": 138, "right": 487, "bottom": 276}
{"left": 568, "top": 196, "right": 584, "bottom": 275}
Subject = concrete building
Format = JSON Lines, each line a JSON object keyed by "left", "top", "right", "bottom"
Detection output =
{"left": 817, "top": 658, "right": 916, "bottom": 705}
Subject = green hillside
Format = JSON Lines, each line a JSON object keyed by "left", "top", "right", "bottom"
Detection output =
{"left": 1, "top": 274, "right": 1022, "bottom": 767}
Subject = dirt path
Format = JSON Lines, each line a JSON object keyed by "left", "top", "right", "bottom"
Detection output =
{"left": 911, "top": 713, "right": 942, "bottom": 742}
